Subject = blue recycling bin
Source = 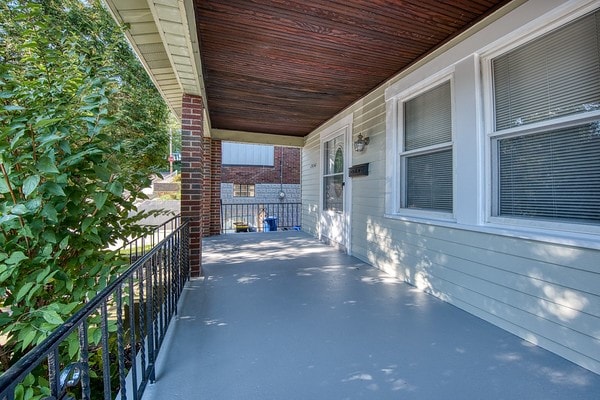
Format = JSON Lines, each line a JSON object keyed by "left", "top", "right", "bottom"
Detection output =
{"left": 263, "top": 216, "right": 278, "bottom": 232}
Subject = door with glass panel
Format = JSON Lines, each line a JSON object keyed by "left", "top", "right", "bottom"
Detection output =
{"left": 321, "top": 131, "right": 349, "bottom": 250}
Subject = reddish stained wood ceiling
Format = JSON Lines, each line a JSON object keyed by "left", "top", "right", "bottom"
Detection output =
{"left": 194, "top": 0, "right": 512, "bottom": 137}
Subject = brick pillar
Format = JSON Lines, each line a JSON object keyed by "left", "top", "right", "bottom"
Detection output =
{"left": 181, "top": 94, "right": 203, "bottom": 276}
{"left": 201, "top": 137, "right": 212, "bottom": 237}
{"left": 200, "top": 137, "right": 221, "bottom": 237}
{"left": 210, "top": 139, "right": 222, "bottom": 235}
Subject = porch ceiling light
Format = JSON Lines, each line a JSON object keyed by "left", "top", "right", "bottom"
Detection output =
{"left": 353, "top": 133, "right": 370, "bottom": 152}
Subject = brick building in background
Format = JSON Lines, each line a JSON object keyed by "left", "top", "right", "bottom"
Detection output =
{"left": 220, "top": 142, "right": 301, "bottom": 232}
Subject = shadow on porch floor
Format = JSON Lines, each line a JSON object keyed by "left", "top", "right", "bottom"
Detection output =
{"left": 143, "top": 231, "right": 600, "bottom": 399}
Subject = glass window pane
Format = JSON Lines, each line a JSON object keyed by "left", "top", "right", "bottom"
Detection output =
{"left": 493, "top": 11, "right": 600, "bottom": 130}
{"left": 324, "top": 175, "right": 344, "bottom": 212}
{"left": 323, "top": 134, "right": 345, "bottom": 212}
{"left": 404, "top": 81, "right": 452, "bottom": 150}
{"left": 498, "top": 122, "right": 600, "bottom": 223}
{"left": 406, "top": 149, "right": 453, "bottom": 212}
{"left": 233, "top": 184, "right": 255, "bottom": 197}
{"left": 324, "top": 135, "right": 344, "bottom": 175}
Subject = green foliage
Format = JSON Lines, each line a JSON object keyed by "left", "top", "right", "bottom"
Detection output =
{"left": 0, "top": 0, "right": 170, "bottom": 380}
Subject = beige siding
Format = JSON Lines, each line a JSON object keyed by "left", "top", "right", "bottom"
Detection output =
{"left": 301, "top": 0, "right": 600, "bottom": 375}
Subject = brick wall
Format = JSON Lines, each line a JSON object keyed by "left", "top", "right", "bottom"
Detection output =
{"left": 209, "top": 139, "right": 222, "bottom": 236}
{"left": 221, "top": 146, "right": 300, "bottom": 185}
{"left": 201, "top": 137, "right": 211, "bottom": 238}
{"left": 180, "top": 94, "right": 203, "bottom": 276}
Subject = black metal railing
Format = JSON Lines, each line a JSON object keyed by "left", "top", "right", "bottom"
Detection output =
{"left": 0, "top": 216, "right": 190, "bottom": 400}
{"left": 221, "top": 202, "right": 301, "bottom": 233}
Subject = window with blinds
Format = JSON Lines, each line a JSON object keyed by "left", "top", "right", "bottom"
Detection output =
{"left": 401, "top": 81, "right": 453, "bottom": 212}
{"left": 491, "top": 9, "right": 600, "bottom": 225}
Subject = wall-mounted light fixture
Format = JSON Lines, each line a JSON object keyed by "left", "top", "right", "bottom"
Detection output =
{"left": 353, "top": 133, "right": 370, "bottom": 152}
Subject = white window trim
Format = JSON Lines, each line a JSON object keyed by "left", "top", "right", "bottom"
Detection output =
{"left": 385, "top": 68, "right": 456, "bottom": 222}
{"left": 480, "top": 2, "right": 600, "bottom": 237}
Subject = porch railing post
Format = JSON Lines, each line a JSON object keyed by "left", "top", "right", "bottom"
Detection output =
{"left": 78, "top": 321, "right": 91, "bottom": 400}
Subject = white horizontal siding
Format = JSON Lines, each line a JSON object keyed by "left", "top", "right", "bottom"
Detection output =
{"left": 301, "top": 0, "right": 600, "bottom": 375}
{"left": 352, "top": 219, "right": 600, "bottom": 368}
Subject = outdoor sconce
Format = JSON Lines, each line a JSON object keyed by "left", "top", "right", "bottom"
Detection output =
{"left": 353, "top": 133, "right": 370, "bottom": 152}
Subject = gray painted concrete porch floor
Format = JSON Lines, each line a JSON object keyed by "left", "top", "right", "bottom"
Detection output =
{"left": 143, "top": 231, "right": 600, "bottom": 399}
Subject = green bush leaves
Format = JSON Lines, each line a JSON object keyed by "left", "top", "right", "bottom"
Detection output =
{"left": 0, "top": 0, "right": 170, "bottom": 384}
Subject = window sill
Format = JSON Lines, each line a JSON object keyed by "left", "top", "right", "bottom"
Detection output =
{"left": 383, "top": 213, "right": 600, "bottom": 250}
{"left": 384, "top": 211, "right": 456, "bottom": 225}
{"left": 484, "top": 218, "right": 600, "bottom": 250}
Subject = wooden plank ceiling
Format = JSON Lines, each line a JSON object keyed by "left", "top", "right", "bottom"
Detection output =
{"left": 193, "top": 0, "right": 512, "bottom": 137}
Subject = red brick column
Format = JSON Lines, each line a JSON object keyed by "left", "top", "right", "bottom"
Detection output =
{"left": 210, "top": 139, "right": 222, "bottom": 235}
{"left": 181, "top": 94, "right": 204, "bottom": 276}
{"left": 200, "top": 138, "right": 221, "bottom": 237}
{"left": 201, "top": 137, "right": 212, "bottom": 237}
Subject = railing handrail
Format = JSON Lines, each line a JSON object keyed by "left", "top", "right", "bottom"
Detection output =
{"left": 220, "top": 201, "right": 301, "bottom": 233}
{"left": 129, "top": 214, "right": 182, "bottom": 240}
{"left": 0, "top": 216, "right": 190, "bottom": 398}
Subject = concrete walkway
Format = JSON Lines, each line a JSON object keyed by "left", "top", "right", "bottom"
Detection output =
{"left": 143, "top": 231, "right": 600, "bottom": 399}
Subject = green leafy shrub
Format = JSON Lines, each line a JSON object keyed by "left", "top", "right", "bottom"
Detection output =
{"left": 0, "top": 0, "right": 169, "bottom": 382}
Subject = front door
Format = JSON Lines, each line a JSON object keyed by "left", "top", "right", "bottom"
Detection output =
{"left": 321, "top": 128, "right": 350, "bottom": 251}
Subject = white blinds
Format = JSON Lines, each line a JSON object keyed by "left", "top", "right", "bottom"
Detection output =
{"left": 406, "top": 150, "right": 453, "bottom": 212}
{"left": 498, "top": 123, "right": 600, "bottom": 223}
{"left": 493, "top": 11, "right": 600, "bottom": 130}
{"left": 404, "top": 81, "right": 452, "bottom": 150}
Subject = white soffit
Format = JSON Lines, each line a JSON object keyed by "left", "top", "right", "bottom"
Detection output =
{"left": 103, "top": 0, "right": 205, "bottom": 121}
